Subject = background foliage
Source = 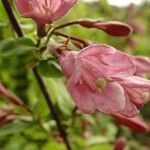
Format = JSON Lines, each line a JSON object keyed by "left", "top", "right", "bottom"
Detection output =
{"left": 0, "top": 0, "right": 150, "bottom": 149}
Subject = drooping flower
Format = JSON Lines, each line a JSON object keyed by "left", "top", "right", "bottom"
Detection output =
{"left": 15, "top": 0, "right": 77, "bottom": 27}
{"left": 59, "top": 44, "right": 150, "bottom": 117}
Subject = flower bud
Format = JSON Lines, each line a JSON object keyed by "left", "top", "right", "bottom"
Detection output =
{"left": 78, "top": 20, "right": 133, "bottom": 36}
{"left": 112, "top": 114, "right": 150, "bottom": 132}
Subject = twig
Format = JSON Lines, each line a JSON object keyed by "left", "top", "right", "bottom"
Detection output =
{"left": 1, "top": 0, "right": 23, "bottom": 37}
{"left": 53, "top": 21, "right": 79, "bottom": 31}
{"left": 53, "top": 31, "right": 89, "bottom": 47}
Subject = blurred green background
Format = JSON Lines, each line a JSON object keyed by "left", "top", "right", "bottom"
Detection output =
{"left": 0, "top": 0, "right": 150, "bottom": 149}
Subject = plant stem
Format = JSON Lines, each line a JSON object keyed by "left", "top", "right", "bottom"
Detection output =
{"left": 1, "top": 0, "right": 23, "bottom": 37}
{"left": 53, "top": 21, "right": 79, "bottom": 31}
{"left": 2, "top": 1, "right": 72, "bottom": 150}
{"left": 53, "top": 31, "right": 89, "bottom": 47}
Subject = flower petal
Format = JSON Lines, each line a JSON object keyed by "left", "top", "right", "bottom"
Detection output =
{"left": 53, "top": 0, "right": 78, "bottom": 20}
{"left": 113, "top": 75, "right": 150, "bottom": 88}
{"left": 93, "top": 82, "right": 126, "bottom": 114}
{"left": 78, "top": 44, "right": 116, "bottom": 58}
{"left": 118, "top": 93, "right": 139, "bottom": 117}
{"left": 60, "top": 52, "right": 77, "bottom": 78}
{"left": 100, "top": 51, "right": 136, "bottom": 75}
{"left": 15, "top": 0, "right": 30, "bottom": 14}
{"left": 68, "top": 78, "right": 95, "bottom": 114}
{"left": 133, "top": 56, "right": 150, "bottom": 76}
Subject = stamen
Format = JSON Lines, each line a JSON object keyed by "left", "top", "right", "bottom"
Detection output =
{"left": 141, "top": 92, "right": 150, "bottom": 102}
{"left": 96, "top": 78, "right": 107, "bottom": 91}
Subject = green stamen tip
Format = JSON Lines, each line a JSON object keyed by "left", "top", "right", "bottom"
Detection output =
{"left": 96, "top": 78, "right": 107, "bottom": 90}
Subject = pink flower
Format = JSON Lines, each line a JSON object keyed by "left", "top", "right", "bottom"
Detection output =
{"left": 112, "top": 114, "right": 149, "bottom": 132}
{"left": 59, "top": 44, "right": 150, "bottom": 117}
{"left": 15, "top": 0, "right": 77, "bottom": 27}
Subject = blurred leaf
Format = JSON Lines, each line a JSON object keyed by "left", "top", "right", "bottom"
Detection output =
{"left": 3, "top": 134, "right": 27, "bottom": 150}
{"left": 0, "top": 38, "right": 36, "bottom": 57}
{"left": 0, "top": 0, "right": 8, "bottom": 21}
{"left": 105, "top": 124, "right": 117, "bottom": 141}
{"left": 86, "top": 136, "right": 111, "bottom": 146}
{"left": 37, "top": 60, "right": 63, "bottom": 78}
{"left": 89, "top": 144, "right": 113, "bottom": 150}
{"left": 42, "top": 141, "right": 66, "bottom": 150}
{"left": 72, "top": 136, "right": 85, "bottom": 150}
{"left": 33, "top": 90, "right": 50, "bottom": 118}
{"left": 82, "top": 114, "right": 96, "bottom": 125}
{"left": 45, "top": 78, "right": 74, "bottom": 116}
{"left": 25, "top": 125, "right": 48, "bottom": 140}
{"left": 24, "top": 144, "right": 39, "bottom": 150}
{"left": 0, "top": 121, "right": 33, "bottom": 136}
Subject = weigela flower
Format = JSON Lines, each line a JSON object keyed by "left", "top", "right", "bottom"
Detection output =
{"left": 59, "top": 44, "right": 150, "bottom": 117}
{"left": 15, "top": 0, "right": 77, "bottom": 26}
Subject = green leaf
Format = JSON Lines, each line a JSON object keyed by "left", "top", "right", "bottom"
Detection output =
{"left": 0, "top": 121, "right": 33, "bottom": 136}
{"left": 37, "top": 60, "right": 63, "bottom": 78}
{"left": 0, "top": 38, "right": 36, "bottom": 57}
{"left": 0, "top": 1, "right": 8, "bottom": 21}
{"left": 45, "top": 78, "right": 74, "bottom": 116}
{"left": 89, "top": 144, "right": 113, "bottom": 150}
{"left": 86, "top": 136, "right": 111, "bottom": 146}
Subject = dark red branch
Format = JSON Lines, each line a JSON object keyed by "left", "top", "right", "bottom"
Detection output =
{"left": 2, "top": 0, "right": 23, "bottom": 37}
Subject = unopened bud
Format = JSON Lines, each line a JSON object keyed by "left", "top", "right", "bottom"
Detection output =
{"left": 114, "top": 137, "right": 127, "bottom": 150}
{"left": 78, "top": 20, "right": 133, "bottom": 36}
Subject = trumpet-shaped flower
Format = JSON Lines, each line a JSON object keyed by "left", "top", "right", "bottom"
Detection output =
{"left": 59, "top": 44, "right": 150, "bottom": 117}
{"left": 15, "top": 0, "right": 77, "bottom": 26}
